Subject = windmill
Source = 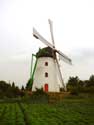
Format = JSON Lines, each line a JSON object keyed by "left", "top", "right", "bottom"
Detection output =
{"left": 31, "top": 19, "right": 72, "bottom": 92}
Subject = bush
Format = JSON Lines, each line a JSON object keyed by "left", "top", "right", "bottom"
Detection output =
{"left": 70, "top": 87, "right": 79, "bottom": 95}
{"left": 79, "top": 86, "right": 94, "bottom": 93}
{"left": 30, "top": 88, "right": 49, "bottom": 103}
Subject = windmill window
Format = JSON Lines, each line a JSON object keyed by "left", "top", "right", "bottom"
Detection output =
{"left": 45, "top": 62, "right": 48, "bottom": 66}
{"left": 45, "top": 72, "right": 48, "bottom": 77}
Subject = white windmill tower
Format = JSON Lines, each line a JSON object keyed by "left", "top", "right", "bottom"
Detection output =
{"left": 32, "top": 19, "right": 72, "bottom": 92}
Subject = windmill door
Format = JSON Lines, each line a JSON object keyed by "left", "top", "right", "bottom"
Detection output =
{"left": 44, "top": 84, "right": 48, "bottom": 92}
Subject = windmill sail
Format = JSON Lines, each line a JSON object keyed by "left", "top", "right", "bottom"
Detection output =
{"left": 56, "top": 58, "right": 66, "bottom": 91}
{"left": 56, "top": 50, "right": 72, "bottom": 65}
{"left": 48, "top": 19, "right": 55, "bottom": 46}
{"left": 33, "top": 28, "right": 54, "bottom": 49}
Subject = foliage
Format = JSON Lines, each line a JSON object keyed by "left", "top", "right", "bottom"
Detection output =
{"left": 69, "top": 87, "right": 79, "bottom": 95}
{"left": 26, "top": 78, "right": 32, "bottom": 90}
{"left": 59, "top": 87, "right": 65, "bottom": 92}
{"left": 33, "top": 87, "right": 47, "bottom": 95}
{"left": 30, "top": 88, "right": 49, "bottom": 103}
{"left": 88, "top": 75, "right": 94, "bottom": 86}
{"left": 67, "top": 76, "right": 80, "bottom": 95}
{"left": 67, "top": 76, "right": 79, "bottom": 87}
{"left": 21, "top": 85, "right": 25, "bottom": 91}
{"left": 0, "top": 81, "right": 24, "bottom": 99}
{"left": 0, "top": 97, "right": 94, "bottom": 125}
{"left": 67, "top": 75, "right": 94, "bottom": 94}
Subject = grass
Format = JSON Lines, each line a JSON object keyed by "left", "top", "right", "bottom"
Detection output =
{"left": 0, "top": 94, "right": 94, "bottom": 125}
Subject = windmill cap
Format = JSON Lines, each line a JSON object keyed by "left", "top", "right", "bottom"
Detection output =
{"left": 36, "top": 47, "right": 56, "bottom": 58}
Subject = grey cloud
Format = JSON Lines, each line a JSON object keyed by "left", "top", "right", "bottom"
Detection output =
{"left": 71, "top": 48, "right": 94, "bottom": 62}
{"left": 81, "top": 48, "right": 94, "bottom": 58}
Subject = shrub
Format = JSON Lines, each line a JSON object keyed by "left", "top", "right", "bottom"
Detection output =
{"left": 31, "top": 88, "right": 49, "bottom": 103}
{"left": 70, "top": 87, "right": 79, "bottom": 95}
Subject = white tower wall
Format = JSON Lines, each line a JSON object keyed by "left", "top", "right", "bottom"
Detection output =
{"left": 32, "top": 57, "right": 60, "bottom": 92}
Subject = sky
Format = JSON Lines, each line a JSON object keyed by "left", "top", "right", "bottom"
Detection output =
{"left": 0, "top": 0, "right": 94, "bottom": 87}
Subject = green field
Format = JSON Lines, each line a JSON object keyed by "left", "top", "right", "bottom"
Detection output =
{"left": 0, "top": 97, "right": 94, "bottom": 125}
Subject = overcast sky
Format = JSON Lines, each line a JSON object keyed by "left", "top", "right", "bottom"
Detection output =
{"left": 0, "top": 0, "right": 94, "bottom": 87}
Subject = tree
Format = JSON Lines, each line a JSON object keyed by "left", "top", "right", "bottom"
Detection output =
{"left": 0, "top": 80, "right": 24, "bottom": 98}
{"left": 12, "top": 82, "right": 15, "bottom": 88}
{"left": 88, "top": 75, "right": 94, "bottom": 86}
{"left": 67, "top": 76, "right": 79, "bottom": 87}
{"left": 21, "top": 85, "right": 25, "bottom": 91}
{"left": 0, "top": 81, "right": 10, "bottom": 92}
{"left": 79, "top": 80, "right": 84, "bottom": 87}
{"left": 67, "top": 76, "right": 80, "bottom": 95}
{"left": 26, "top": 78, "right": 32, "bottom": 90}
{"left": 83, "top": 80, "right": 89, "bottom": 87}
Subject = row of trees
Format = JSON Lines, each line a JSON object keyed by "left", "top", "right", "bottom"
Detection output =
{"left": 0, "top": 81, "right": 24, "bottom": 98}
{"left": 67, "top": 75, "right": 94, "bottom": 94}
{"left": 0, "top": 74, "right": 94, "bottom": 98}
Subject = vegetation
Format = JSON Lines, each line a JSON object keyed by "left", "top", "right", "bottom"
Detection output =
{"left": 0, "top": 74, "right": 94, "bottom": 99}
{"left": 0, "top": 74, "right": 94, "bottom": 124}
{"left": 0, "top": 96, "right": 94, "bottom": 125}
{"left": 0, "top": 81, "right": 24, "bottom": 99}
{"left": 67, "top": 75, "right": 94, "bottom": 95}
{"left": 26, "top": 78, "right": 32, "bottom": 90}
